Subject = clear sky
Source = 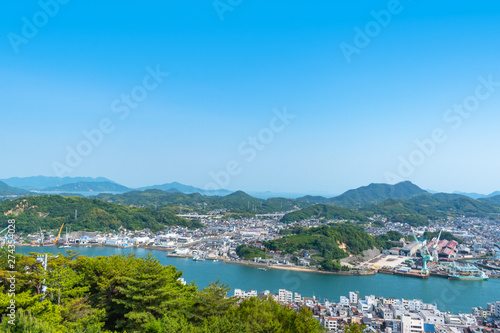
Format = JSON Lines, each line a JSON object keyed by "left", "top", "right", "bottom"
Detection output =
{"left": 1, "top": 0, "right": 500, "bottom": 194}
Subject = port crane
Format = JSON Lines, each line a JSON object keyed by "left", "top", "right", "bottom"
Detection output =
{"left": 54, "top": 223, "right": 64, "bottom": 244}
{"left": 411, "top": 228, "right": 440, "bottom": 275}
{"left": 431, "top": 229, "right": 442, "bottom": 262}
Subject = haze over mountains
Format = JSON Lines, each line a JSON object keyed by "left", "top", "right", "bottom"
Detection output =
{"left": 0, "top": 176, "right": 115, "bottom": 190}
{"left": 0, "top": 177, "right": 231, "bottom": 196}
{"left": 2, "top": 176, "right": 500, "bottom": 202}
{"left": 0, "top": 181, "right": 29, "bottom": 196}
{"left": 2, "top": 176, "right": 500, "bottom": 232}
{"left": 3, "top": 177, "right": 500, "bottom": 232}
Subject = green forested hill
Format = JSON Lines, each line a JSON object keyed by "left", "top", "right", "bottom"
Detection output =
{"left": 295, "top": 181, "right": 428, "bottom": 208}
{"left": 327, "top": 181, "right": 428, "bottom": 208}
{"left": 264, "top": 224, "right": 397, "bottom": 271}
{"left": 417, "top": 193, "right": 500, "bottom": 216}
{"left": 0, "top": 195, "right": 200, "bottom": 233}
{"left": 94, "top": 189, "right": 304, "bottom": 214}
{"left": 42, "top": 181, "right": 131, "bottom": 193}
{"left": 361, "top": 198, "right": 438, "bottom": 226}
{"left": 479, "top": 194, "right": 500, "bottom": 206}
{"left": 0, "top": 181, "right": 29, "bottom": 196}
{"left": 281, "top": 204, "right": 368, "bottom": 222}
{"left": 360, "top": 193, "right": 500, "bottom": 226}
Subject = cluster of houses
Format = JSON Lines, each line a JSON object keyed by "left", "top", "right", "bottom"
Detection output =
{"left": 233, "top": 289, "right": 500, "bottom": 333}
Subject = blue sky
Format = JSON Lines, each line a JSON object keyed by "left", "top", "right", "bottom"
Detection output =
{"left": 1, "top": 0, "right": 500, "bottom": 194}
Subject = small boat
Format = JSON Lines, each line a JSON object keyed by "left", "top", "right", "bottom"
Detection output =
{"left": 448, "top": 271, "right": 488, "bottom": 280}
{"left": 258, "top": 267, "right": 268, "bottom": 271}
{"left": 213, "top": 259, "right": 219, "bottom": 262}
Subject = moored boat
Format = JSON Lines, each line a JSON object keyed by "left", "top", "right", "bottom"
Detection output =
{"left": 448, "top": 271, "right": 488, "bottom": 280}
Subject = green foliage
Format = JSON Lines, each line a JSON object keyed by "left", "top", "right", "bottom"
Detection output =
{"left": 0, "top": 181, "right": 28, "bottom": 196}
{"left": 0, "top": 195, "right": 201, "bottom": 233}
{"left": 0, "top": 309, "right": 60, "bottom": 333}
{"left": 362, "top": 199, "right": 435, "bottom": 226}
{"left": 423, "top": 231, "right": 463, "bottom": 244}
{"left": 327, "top": 181, "right": 427, "bottom": 208}
{"left": 374, "top": 231, "right": 404, "bottom": 249}
{"left": 344, "top": 322, "right": 367, "bottom": 333}
{"left": 227, "top": 296, "right": 324, "bottom": 332}
{"left": 236, "top": 245, "right": 269, "bottom": 260}
{"left": 265, "top": 224, "right": 392, "bottom": 271}
{"left": 94, "top": 189, "right": 306, "bottom": 214}
{"left": 281, "top": 204, "right": 368, "bottom": 223}
{"left": 1, "top": 251, "right": 324, "bottom": 332}
{"left": 362, "top": 193, "right": 500, "bottom": 226}
{"left": 189, "top": 279, "right": 237, "bottom": 323}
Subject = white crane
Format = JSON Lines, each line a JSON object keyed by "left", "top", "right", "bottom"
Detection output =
{"left": 411, "top": 228, "right": 434, "bottom": 275}
{"left": 431, "top": 230, "right": 442, "bottom": 262}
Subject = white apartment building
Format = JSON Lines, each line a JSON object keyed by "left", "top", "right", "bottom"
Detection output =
{"left": 324, "top": 317, "right": 338, "bottom": 331}
{"left": 418, "top": 309, "right": 444, "bottom": 325}
{"left": 233, "top": 289, "right": 257, "bottom": 299}
{"left": 349, "top": 291, "right": 359, "bottom": 305}
{"left": 402, "top": 313, "right": 424, "bottom": 333}
{"left": 279, "top": 289, "right": 293, "bottom": 303}
{"left": 409, "top": 300, "right": 423, "bottom": 312}
{"left": 339, "top": 296, "right": 349, "bottom": 307}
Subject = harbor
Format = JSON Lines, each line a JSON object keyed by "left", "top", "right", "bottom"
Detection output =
{"left": 15, "top": 245, "right": 500, "bottom": 314}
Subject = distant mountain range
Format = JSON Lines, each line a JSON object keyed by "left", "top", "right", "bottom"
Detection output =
{"left": 2, "top": 177, "right": 500, "bottom": 226}
{"left": 41, "top": 181, "right": 131, "bottom": 193}
{"left": 452, "top": 191, "right": 500, "bottom": 199}
{"left": 93, "top": 189, "right": 303, "bottom": 214}
{"left": 0, "top": 176, "right": 115, "bottom": 190}
{"left": 0, "top": 195, "right": 201, "bottom": 233}
{"left": 2, "top": 177, "right": 500, "bottom": 228}
{"left": 0, "top": 177, "right": 232, "bottom": 196}
{"left": 297, "top": 181, "right": 428, "bottom": 208}
{"left": 138, "top": 182, "right": 232, "bottom": 196}
{"left": 0, "top": 181, "right": 29, "bottom": 196}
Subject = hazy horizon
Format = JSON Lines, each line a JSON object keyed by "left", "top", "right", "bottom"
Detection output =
{"left": 2, "top": 1, "right": 500, "bottom": 194}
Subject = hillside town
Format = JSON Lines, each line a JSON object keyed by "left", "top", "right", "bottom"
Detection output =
{"left": 9, "top": 213, "right": 500, "bottom": 280}
{"left": 232, "top": 288, "right": 500, "bottom": 333}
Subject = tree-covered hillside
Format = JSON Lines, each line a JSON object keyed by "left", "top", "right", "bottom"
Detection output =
{"left": 42, "top": 181, "right": 130, "bottom": 193}
{"left": 0, "top": 196, "right": 201, "bottom": 233}
{"left": 281, "top": 204, "right": 368, "bottom": 223}
{"left": 0, "top": 251, "right": 323, "bottom": 332}
{"left": 264, "top": 224, "right": 397, "bottom": 271}
{"left": 327, "top": 181, "right": 428, "bottom": 208}
{"left": 94, "top": 189, "right": 305, "bottom": 214}
{"left": 0, "top": 181, "right": 28, "bottom": 196}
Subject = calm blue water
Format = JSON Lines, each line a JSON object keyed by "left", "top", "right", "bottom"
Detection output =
{"left": 16, "top": 245, "right": 500, "bottom": 314}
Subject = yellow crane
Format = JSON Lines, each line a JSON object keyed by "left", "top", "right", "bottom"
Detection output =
{"left": 54, "top": 223, "right": 64, "bottom": 243}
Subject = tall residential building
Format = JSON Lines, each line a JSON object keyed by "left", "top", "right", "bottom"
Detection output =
{"left": 349, "top": 291, "right": 359, "bottom": 305}
{"left": 402, "top": 314, "right": 424, "bottom": 333}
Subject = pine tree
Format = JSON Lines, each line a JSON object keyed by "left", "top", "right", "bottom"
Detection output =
{"left": 113, "top": 253, "right": 196, "bottom": 332}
